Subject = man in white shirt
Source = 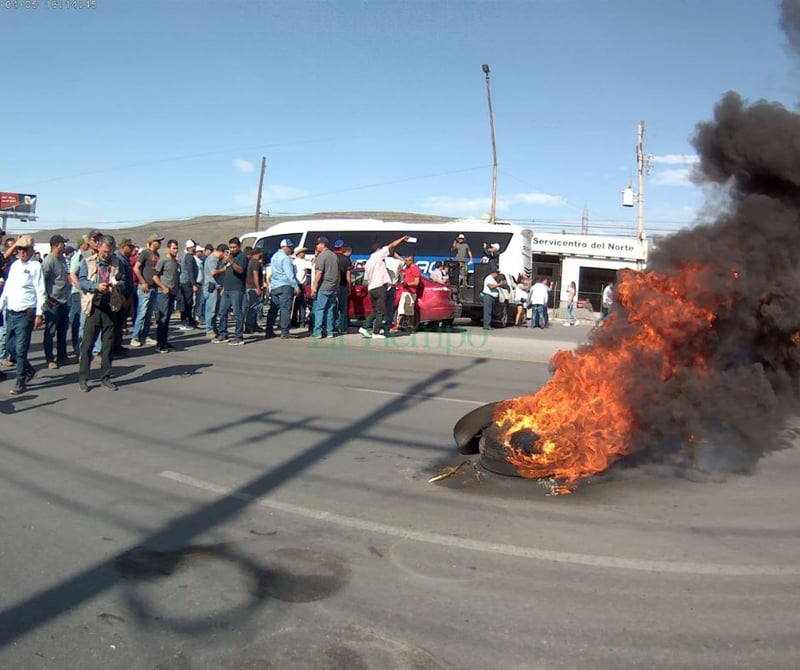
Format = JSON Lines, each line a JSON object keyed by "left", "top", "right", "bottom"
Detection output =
{"left": 291, "top": 247, "right": 313, "bottom": 327}
{"left": 359, "top": 235, "right": 408, "bottom": 339}
{"left": 601, "top": 282, "right": 614, "bottom": 320}
{"left": 481, "top": 269, "right": 505, "bottom": 330}
{"left": 0, "top": 235, "right": 46, "bottom": 395}
{"left": 528, "top": 278, "right": 550, "bottom": 329}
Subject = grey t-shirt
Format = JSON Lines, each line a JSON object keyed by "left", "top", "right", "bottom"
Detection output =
{"left": 43, "top": 253, "right": 70, "bottom": 303}
{"left": 315, "top": 249, "right": 340, "bottom": 292}
{"left": 155, "top": 257, "right": 180, "bottom": 294}
{"left": 453, "top": 241, "right": 471, "bottom": 262}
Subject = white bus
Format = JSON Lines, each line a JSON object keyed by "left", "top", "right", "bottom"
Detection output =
{"left": 239, "top": 218, "right": 533, "bottom": 323}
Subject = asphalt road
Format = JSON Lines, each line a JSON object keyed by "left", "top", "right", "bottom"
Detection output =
{"left": 0, "top": 319, "right": 797, "bottom": 669}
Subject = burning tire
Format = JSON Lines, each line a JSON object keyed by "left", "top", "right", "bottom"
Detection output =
{"left": 452, "top": 401, "right": 500, "bottom": 455}
{"left": 478, "top": 424, "right": 523, "bottom": 477}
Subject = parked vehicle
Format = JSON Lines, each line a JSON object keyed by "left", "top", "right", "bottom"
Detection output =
{"left": 242, "top": 218, "right": 532, "bottom": 326}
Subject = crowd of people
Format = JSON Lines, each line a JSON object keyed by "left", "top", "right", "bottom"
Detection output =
{"left": 0, "top": 227, "right": 610, "bottom": 395}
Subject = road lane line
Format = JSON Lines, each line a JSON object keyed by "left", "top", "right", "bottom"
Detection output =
{"left": 345, "top": 387, "right": 485, "bottom": 405}
{"left": 159, "top": 470, "right": 798, "bottom": 577}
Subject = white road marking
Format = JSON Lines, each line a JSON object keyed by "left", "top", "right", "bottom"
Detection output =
{"left": 159, "top": 470, "right": 798, "bottom": 577}
{"left": 345, "top": 387, "right": 484, "bottom": 405}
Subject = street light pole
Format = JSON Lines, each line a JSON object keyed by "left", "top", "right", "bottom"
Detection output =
{"left": 482, "top": 63, "right": 498, "bottom": 225}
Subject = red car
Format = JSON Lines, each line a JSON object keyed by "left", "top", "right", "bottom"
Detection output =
{"left": 348, "top": 271, "right": 461, "bottom": 329}
{"left": 305, "top": 271, "right": 461, "bottom": 330}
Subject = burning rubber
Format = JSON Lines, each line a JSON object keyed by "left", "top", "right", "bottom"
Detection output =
{"left": 453, "top": 92, "right": 800, "bottom": 495}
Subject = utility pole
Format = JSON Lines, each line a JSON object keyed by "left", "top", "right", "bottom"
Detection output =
{"left": 254, "top": 156, "right": 266, "bottom": 232}
{"left": 482, "top": 63, "right": 498, "bottom": 225}
{"left": 622, "top": 121, "right": 650, "bottom": 242}
{"left": 636, "top": 121, "right": 649, "bottom": 241}
{"left": 581, "top": 203, "right": 589, "bottom": 235}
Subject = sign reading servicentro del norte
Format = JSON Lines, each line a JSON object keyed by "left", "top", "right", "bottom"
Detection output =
{"left": 531, "top": 233, "right": 647, "bottom": 262}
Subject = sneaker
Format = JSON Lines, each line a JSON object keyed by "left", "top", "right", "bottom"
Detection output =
{"left": 358, "top": 327, "right": 371, "bottom": 338}
{"left": 78, "top": 381, "right": 89, "bottom": 392}
{"left": 264, "top": 331, "right": 277, "bottom": 339}
{"left": 9, "top": 384, "right": 25, "bottom": 396}
{"left": 227, "top": 339, "right": 244, "bottom": 346}
{"left": 372, "top": 332, "right": 386, "bottom": 340}
{"left": 177, "top": 324, "right": 193, "bottom": 331}
{"left": 156, "top": 347, "right": 170, "bottom": 354}
{"left": 25, "top": 369, "right": 36, "bottom": 384}
{"left": 145, "top": 337, "right": 157, "bottom": 346}
{"left": 211, "top": 337, "right": 228, "bottom": 344}
{"left": 47, "top": 361, "right": 59, "bottom": 370}
{"left": 129, "top": 339, "right": 142, "bottom": 348}
{"left": 206, "top": 332, "right": 218, "bottom": 340}
{"left": 101, "top": 378, "right": 118, "bottom": 391}
{"left": 562, "top": 322, "right": 572, "bottom": 327}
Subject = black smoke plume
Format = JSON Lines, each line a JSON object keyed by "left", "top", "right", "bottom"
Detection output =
{"left": 620, "top": 91, "right": 800, "bottom": 472}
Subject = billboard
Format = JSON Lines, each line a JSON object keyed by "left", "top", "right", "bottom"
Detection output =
{"left": 0, "top": 193, "right": 37, "bottom": 214}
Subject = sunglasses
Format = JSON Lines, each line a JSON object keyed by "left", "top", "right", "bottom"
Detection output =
{"left": 16, "top": 246, "right": 30, "bottom": 252}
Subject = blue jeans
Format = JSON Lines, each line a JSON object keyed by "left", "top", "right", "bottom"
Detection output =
{"left": 0, "top": 308, "right": 7, "bottom": 360}
{"left": 6, "top": 309, "right": 36, "bottom": 387}
{"left": 312, "top": 289, "right": 337, "bottom": 337}
{"left": 43, "top": 301, "right": 69, "bottom": 363}
{"left": 131, "top": 287, "right": 157, "bottom": 343}
{"left": 218, "top": 289, "right": 245, "bottom": 340}
{"left": 267, "top": 285, "right": 293, "bottom": 335}
{"left": 384, "top": 285, "right": 397, "bottom": 332}
{"left": 245, "top": 288, "right": 261, "bottom": 333}
{"left": 156, "top": 291, "right": 175, "bottom": 347}
{"left": 204, "top": 287, "right": 219, "bottom": 336}
{"left": 566, "top": 301, "right": 576, "bottom": 322}
{"left": 530, "top": 304, "right": 546, "bottom": 328}
{"left": 482, "top": 293, "right": 496, "bottom": 329}
{"left": 337, "top": 285, "right": 349, "bottom": 332}
{"left": 68, "top": 292, "right": 82, "bottom": 355}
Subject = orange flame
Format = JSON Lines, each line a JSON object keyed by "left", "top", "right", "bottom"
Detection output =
{"left": 494, "top": 265, "right": 725, "bottom": 491}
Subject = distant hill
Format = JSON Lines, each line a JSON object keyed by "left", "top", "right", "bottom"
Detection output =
{"left": 28, "top": 211, "right": 457, "bottom": 248}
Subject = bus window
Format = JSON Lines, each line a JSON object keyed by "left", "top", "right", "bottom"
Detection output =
{"left": 255, "top": 234, "right": 285, "bottom": 261}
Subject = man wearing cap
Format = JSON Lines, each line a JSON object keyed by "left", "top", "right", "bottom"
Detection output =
{"left": 42, "top": 234, "right": 71, "bottom": 368}
{"left": 451, "top": 234, "right": 473, "bottom": 286}
{"left": 178, "top": 240, "right": 200, "bottom": 330}
{"left": 130, "top": 233, "right": 162, "bottom": 347}
{"left": 265, "top": 239, "right": 300, "bottom": 339}
{"left": 0, "top": 235, "right": 46, "bottom": 394}
{"left": 213, "top": 237, "right": 247, "bottom": 345}
{"left": 333, "top": 239, "right": 353, "bottom": 334}
{"left": 481, "top": 242, "right": 500, "bottom": 272}
{"left": 291, "top": 246, "right": 312, "bottom": 327}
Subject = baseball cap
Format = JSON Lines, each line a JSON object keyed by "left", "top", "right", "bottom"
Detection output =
{"left": 147, "top": 233, "right": 164, "bottom": 243}
{"left": 64, "top": 245, "right": 75, "bottom": 255}
{"left": 334, "top": 238, "right": 345, "bottom": 248}
{"left": 457, "top": 233, "right": 465, "bottom": 239}
{"left": 185, "top": 239, "right": 196, "bottom": 248}
{"left": 490, "top": 242, "right": 500, "bottom": 250}
{"left": 315, "top": 236, "right": 330, "bottom": 246}
{"left": 279, "top": 238, "right": 295, "bottom": 248}
{"left": 120, "top": 238, "right": 133, "bottom": 247}
{"left": 50, "top": 234, "right": 68, "bottom": 245}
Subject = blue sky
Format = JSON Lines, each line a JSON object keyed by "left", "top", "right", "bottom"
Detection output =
{"left": 2, "top": 0, "right": 796, "bottom": 237}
